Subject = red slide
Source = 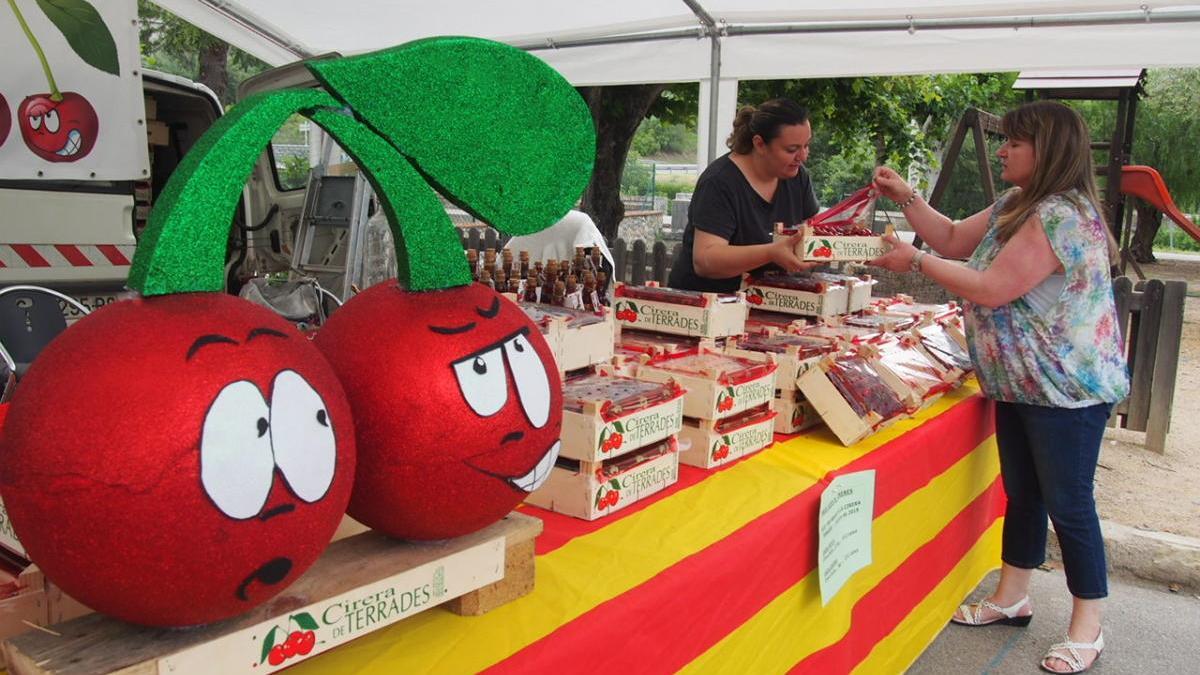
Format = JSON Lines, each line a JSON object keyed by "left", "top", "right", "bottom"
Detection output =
{"left": 1120, "top": 165, "right": 1200, "bottom": 242}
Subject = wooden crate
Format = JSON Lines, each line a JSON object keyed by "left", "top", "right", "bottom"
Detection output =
{"left": 559, "top": 374, "right": 685, "bottom": 462}
{"left": 774, "top": 394, "right": 821, "bottom": 435}
{"left": 634, "top": 348, "right": 777, "bottom": 421}
{"left": 796, "top": 224, "right": 894, "bottom": 262}
{"left": 722, "top": 333, "right": 834, "bottom": 392}
{"left": 3, "top": 514, "right": 542, "bottom": 675}
{"left": 744, "top": 309, "right": 813, "bottom": 335}
{"left": 611, "top": 283, "right": 747, "bottom": 338}
{"left": 677, "top": 404, "right": 777, "bottom": 469}
{"left": 523, "top": 438, "right": 679, "bottom": 520}
{"left": 742, "top": 281, "right": 848, "bottom": 317}
{"left": 517, "top": 302, "right": 615, "bottom": 372}
{"left": 796, "top": 353, "right": 916, "bottom": 447}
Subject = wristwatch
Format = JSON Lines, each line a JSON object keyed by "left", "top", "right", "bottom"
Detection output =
{"left": 909, "top": 250, "right": 927, "bottom": 273}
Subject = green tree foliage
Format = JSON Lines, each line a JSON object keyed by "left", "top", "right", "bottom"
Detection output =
{"left": 137, "top": 1, "right": 268, "bottom": 105}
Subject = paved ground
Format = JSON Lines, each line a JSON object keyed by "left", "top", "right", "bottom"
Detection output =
{"left": 909, "top": 567, "right": 1200, "bottom": 674}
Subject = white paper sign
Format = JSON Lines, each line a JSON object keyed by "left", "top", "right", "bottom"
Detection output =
{"left": 0, "top": 0, "right": 149, "bottom": 180}
{"left": 818, "top": 469, "right": 875, "bottom": 606}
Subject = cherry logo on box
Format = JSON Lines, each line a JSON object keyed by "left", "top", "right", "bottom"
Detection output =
{"left": 260, "top": 612, "right": 320, "bottom": 666}
{"left": 7, "top": 0, "right": 118, "bottom": 163}
{"left": 716, "top": 387, "right": 736, "bottom": 413}
{"left": 595, "top": 481, "right": 621, "bottom": 510}
{"left": 599, "top": 423, "right": 625, "bottom": 452}
{"left": 614, "top": 301, "right": 640, "bottom": 322}
{"left": 806, "top": 239, "right": 835, "bottom": 258}
{"left": 710, "top": 435, "right": 733, "bottom": 461}
{"left": 745, "top": 288, "right": 765, "bottom": 305}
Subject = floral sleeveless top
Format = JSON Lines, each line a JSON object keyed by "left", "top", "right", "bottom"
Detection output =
{"left": 965, "top": 191, "right": 1129, "bottom": 407}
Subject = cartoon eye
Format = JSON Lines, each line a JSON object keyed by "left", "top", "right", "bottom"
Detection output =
{"left": 504, "top": 330, "right": 551, "bottom": 428}
{"left": 44, "top": 110, "right": 59, "bottom": 133}
{"left": 28, "top": 115, "right": 41, "bottom": 131}
{"left": 452, "top": 345, "right": 507, "bottom": 417}
{"left": 200, "top": 381, "right": 275, "bottom": 519}
{"left": 270, "top": 370, "right": 337, "bottom": 503}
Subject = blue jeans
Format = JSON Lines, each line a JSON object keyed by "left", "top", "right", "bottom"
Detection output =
{"left": 995, "top": 400, "right": 1111, "bottom": 599}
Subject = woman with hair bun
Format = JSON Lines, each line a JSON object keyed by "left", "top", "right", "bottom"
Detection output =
{"left": 870, "top": 100, "right": 1128, "bottom": 674}
{"left": 668, "top": 98, "right": 820, "bottom": 292}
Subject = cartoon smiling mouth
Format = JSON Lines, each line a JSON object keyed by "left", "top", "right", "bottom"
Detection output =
{"left": 55, "top": 130, "right": 82, "bottom": 157}
{"left": 467, "top": 440, "right": 560, "bottom": 493}
{"left": 236, "top": 556, "right": 293, "bottom": 601}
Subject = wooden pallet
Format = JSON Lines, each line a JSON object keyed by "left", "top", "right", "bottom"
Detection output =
{"left": 2, "top": 512, "right": 542, "bottom": 674}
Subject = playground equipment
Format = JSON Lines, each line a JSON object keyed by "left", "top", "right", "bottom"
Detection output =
{"left": 1119, "top": 165, "right": 1200, "bottom": 273}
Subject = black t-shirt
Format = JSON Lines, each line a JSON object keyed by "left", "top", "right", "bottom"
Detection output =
{"left": 668, "top": 153, "right": 819, "bottom": 293}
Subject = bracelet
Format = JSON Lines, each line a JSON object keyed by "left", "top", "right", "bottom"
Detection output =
{"left": 909, "top": 250, "right": 927, "bottom": 273}
{"left": 899, "top": 190, "right": 920, "bottom": 210}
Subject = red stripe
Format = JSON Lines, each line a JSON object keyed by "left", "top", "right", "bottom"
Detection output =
{"left": 54, "top": 244, "right": 93, "bottom": 267}
{"left": 11, "top": 244, "right": 50, "bottom": 267}
{"left": 488, "top": 394, "right": 993, "bottom": 674}
{"left": 791, "top": 479, "right": 1005, "bottom": 673}
{"left": 96, "top": 244, "right": 131, "bottom": 265}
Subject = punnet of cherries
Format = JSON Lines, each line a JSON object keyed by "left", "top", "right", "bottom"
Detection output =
{"left": 808, "top": 222, "right": 875, "bottom": 237}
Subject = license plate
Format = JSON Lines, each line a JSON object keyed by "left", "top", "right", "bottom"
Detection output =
{"left": 59, "top": 294, "right": 123, "bottom": 322}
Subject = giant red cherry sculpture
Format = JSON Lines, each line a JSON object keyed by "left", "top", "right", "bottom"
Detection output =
{"left": 0, "top": 88, "right": 363, "bottom": 627}
{"left": 0, "top": 295, "right": 354, "bottom": 626}
{"left": 304, "top": 38, "right": 593, "bottom": 540}
{"left": 316, "top": 281, "right": 562, "bottom": 539}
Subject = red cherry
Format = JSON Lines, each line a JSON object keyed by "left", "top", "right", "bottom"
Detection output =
{"left": 0, "top": 92, "right": 11, "bottom": 147}
{"left": 748, "top": 295, "right": 763, "bottom": 305}
{"left": 610, "top": 432, "right": 623, "bottom": 448}
{"left": 282, "top": 640, "right": 298, "bottom": 658}
{"left": 18, "top": 93, "right": 99, "bottom": 163}
{"left": 607, "top": 491, "right": 619, "bottom": 506}
{"left": 315, "top": 282, "right": 562, "bottom": 540}
{"left": 268, "top": 645, "right": 286, "bottom": 666}
{"left": 297, "top": 630, "right": 316, "bottom": 655}
{"left": 627, "top": 312, "right": 638, "bottom": 323}
{"left": 0, "top": 294, "right": 356, "bottom": 627}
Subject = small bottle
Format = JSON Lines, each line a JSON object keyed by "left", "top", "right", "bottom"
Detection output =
{"left": 552, "top": 280, "right": 566, "bottom": 306}
{"left": 502, "top": 248, "right": 514, "bottom": 277}
{"left": 519, "top": 250, "right": 530, "bottom": 279}
{"left": 583, "top": 272, "right": 597, "bottom": 312}
{"left": 596, "top": 271, "right": 609, "bottom": 306}
{"left": 479, "top": 269, "right": 494, "bottom": 291}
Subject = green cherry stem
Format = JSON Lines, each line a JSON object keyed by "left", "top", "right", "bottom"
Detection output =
{"left": 130, "top": 87, "right": 470, "bottom": 297}
{"left": 7, "top": 0, "right": 61, "bottom": 100}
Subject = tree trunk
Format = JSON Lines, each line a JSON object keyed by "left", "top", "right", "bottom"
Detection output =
{"left": 197, "top": 40, "right": 231, "bottom": 105}
{"left": 578, "top": 84, "right": 668, "bottom": 242}
{"left": 1131, "top": 202, "right": 1162, "bottom": 264}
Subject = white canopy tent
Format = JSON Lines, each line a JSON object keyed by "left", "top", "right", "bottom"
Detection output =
{"left": 152, "top": 1, "right": 1200, "bottom": 164}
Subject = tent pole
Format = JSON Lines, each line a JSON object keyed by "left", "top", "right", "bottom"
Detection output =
{"left": 707, "top": 35, "right": 721, "bottom": 164}
{"left": 680, "top": 1, "right": 724, "bottom": 164}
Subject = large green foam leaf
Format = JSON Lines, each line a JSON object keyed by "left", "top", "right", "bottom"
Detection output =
{"left": 307, "top": 36, "right": 595, "bottom": 236}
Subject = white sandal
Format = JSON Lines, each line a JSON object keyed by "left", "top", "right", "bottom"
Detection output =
{"left": 1039, "top": 630, "right": 1104, "bottom": 674}
{"left": 950, "top": 595, "right": 1032, "bottom": 627}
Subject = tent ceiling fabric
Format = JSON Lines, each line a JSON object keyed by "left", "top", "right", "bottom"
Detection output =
{"left": 152, "top": 1, "right": 1200, "bottom": 82}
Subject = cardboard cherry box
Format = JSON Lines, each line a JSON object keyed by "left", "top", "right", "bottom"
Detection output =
{"left": 796, "top": 351, "right": 918, "bottom": 446}
{"left": 559, "top": 372, "right": 685, "bottom": 463}
{"left": 723, "top": 332, "right": 836, "bottom": 392}
{"left": 524, "top": 437, "right": 679, "bottom": 521}
{"left": 677, "top": 403, "right": 777, "bottom": 469}
{"left": 742, "top": 274, "right": 848, "bottom": 318}
{"left": 516, "top": 301, "right": 615, "bottom": 372}
{"left": 611, "top": 283, "right": 747, "bottom": 338}
{"left": 633, "top": 348, "right": 777, "bottom": 421}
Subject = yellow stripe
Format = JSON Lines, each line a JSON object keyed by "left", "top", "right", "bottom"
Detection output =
{"left": 292, "top": 384, "right": 982, "bottom": 674}
{"left": 680, "top": 436, "right": 999, "bottom": 673}
{"left": 853, "top": 520, "right": 1003, "bottom": 675}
